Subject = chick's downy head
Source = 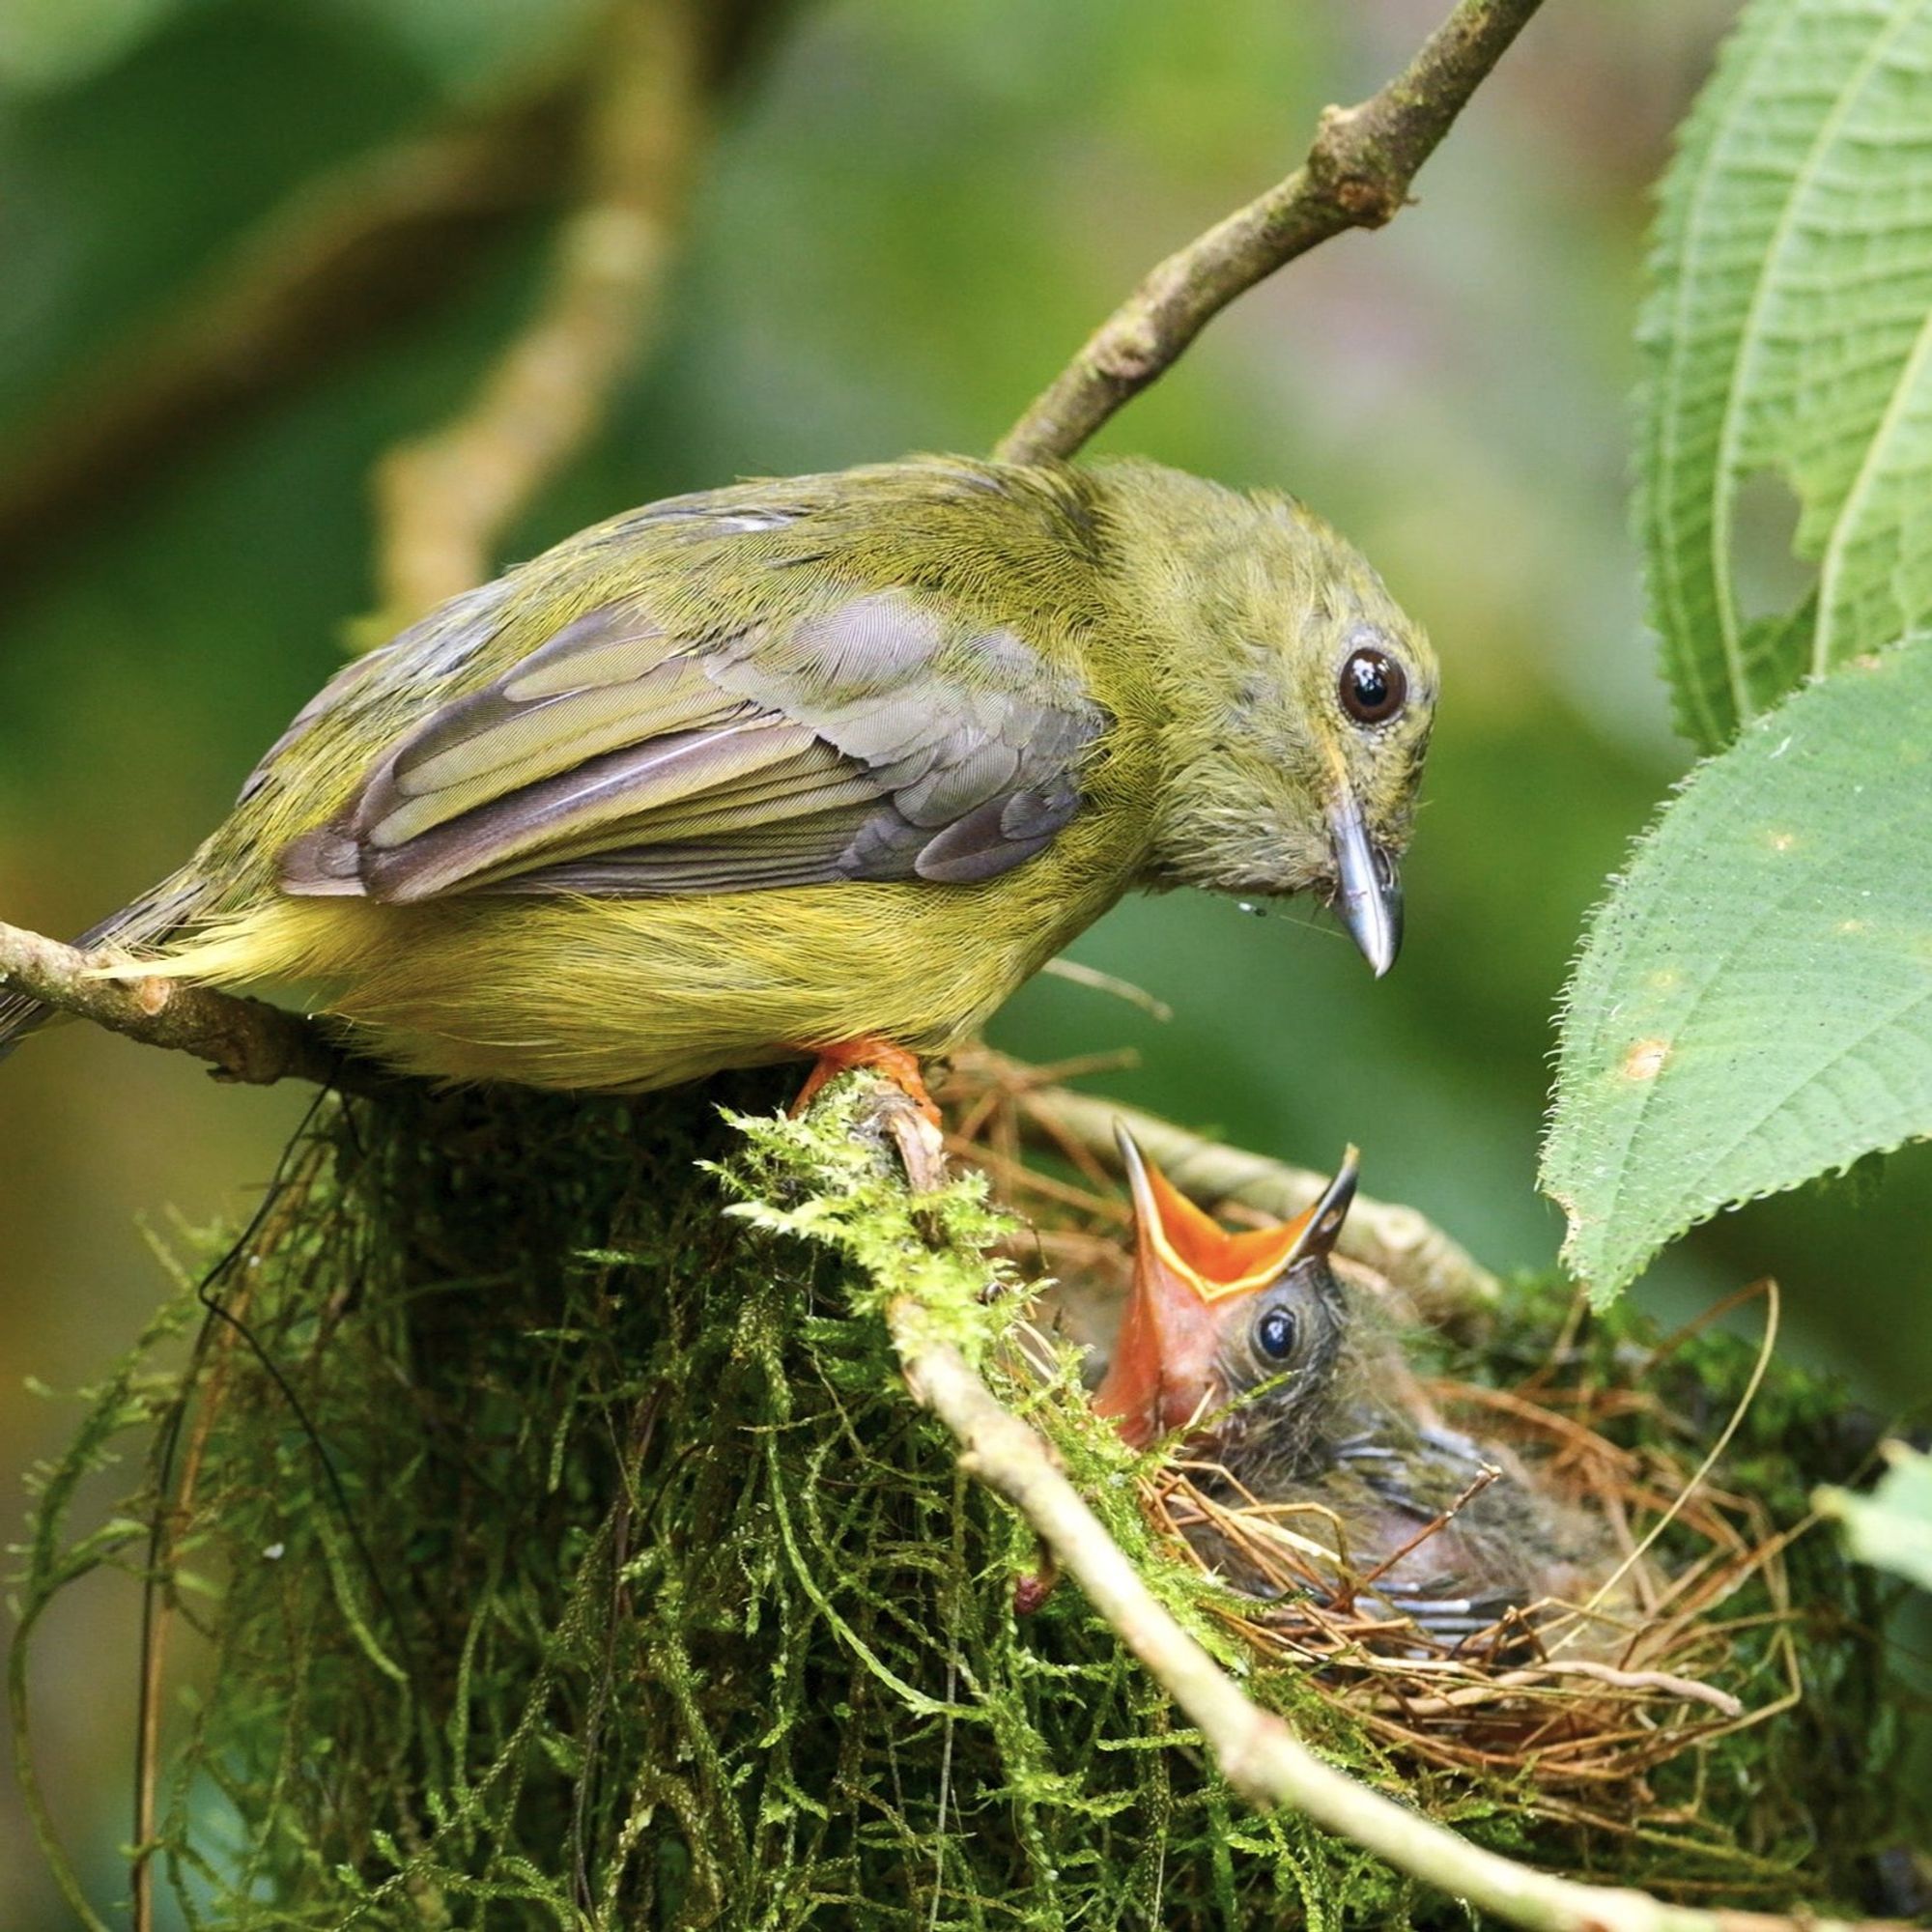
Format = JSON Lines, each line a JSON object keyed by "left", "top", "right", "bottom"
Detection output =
{"left": 1092, "top": 1124, "right": 1358, "bottom": 1474}
{"left": 1106, "top": 468, "right": 1437, "bottom": 975}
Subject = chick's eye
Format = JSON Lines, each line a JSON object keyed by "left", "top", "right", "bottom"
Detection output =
{"left": 1255, "top": 1306, "right": 1299, "bottom": 1363}
{"left": 1340, "top": 647, "right": 1406, "bottom": 724}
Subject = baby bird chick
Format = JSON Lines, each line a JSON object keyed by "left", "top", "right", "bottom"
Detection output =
{"left": 1094, "top": 1127, "right": 1615, "bottom": 1651}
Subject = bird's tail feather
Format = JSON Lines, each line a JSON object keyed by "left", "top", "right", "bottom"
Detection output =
{"left": 0, "top": 872, "right": 206, "bottom": 1064}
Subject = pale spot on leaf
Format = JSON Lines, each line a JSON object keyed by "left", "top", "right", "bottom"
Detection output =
{"left": 1620, "top": 1037, "right": 1670, "bottom": 1082}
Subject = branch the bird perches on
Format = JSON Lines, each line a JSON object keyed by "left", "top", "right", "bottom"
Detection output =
{"left": 0, "top": 920, "right": 364, "bottom": 1093}
{"left": 996, "top": 0, "right": 1549, "bottom": 465}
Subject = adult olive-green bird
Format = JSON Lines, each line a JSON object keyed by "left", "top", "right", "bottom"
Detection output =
{"left": 0, "top": 457, "right": 1435, "bottom": 1104}
{"left": 1094, "top": 1127, "right": 1616, "bottom": 1644}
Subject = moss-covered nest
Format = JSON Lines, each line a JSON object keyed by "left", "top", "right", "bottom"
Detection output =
{"left": 13, "top": 1064, "right": 1922, "bottom": 1929}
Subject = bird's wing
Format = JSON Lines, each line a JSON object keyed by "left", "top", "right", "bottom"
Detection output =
{"left": 280, "top": 584, "right": 1107, "bottom": 904}
{"left": 1333, "top": 1422, "right": 1494, "bottom": 1523}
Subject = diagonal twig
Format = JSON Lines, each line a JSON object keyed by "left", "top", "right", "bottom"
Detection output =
{"left": 371, "top": 0, "right": 711, "bottom": 625}
{"left": 996, "top": 0, "right": 1547, "bottom": 465}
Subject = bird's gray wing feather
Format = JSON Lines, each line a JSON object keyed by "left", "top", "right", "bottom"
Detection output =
{"left": 281, "top": 585, "right": 1106, "bottom": 904}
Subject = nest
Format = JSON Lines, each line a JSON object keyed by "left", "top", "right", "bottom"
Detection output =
{"left": 11, "top": 1059, "right": 1917, "bottom": 1927}
{"left": 1151, "top": 1378, "right": 1796, "bottom": 1820}
{"left": 940, "top": 1048, "right": 1853, "bottom": 1862}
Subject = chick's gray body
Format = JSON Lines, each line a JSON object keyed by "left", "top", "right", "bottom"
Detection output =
{"left": 1190, "top": 1261, "right": 1612, "bottom": 1642}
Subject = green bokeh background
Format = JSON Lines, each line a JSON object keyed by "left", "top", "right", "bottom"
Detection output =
{"left": 2, "top": 2, "right": 1925, "bottom": 1923}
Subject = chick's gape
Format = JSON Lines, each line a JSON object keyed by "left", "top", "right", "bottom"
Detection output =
{"left": 0, "top": 456, "right": 1435, "bottom": 1100}
{"left": 1094, "top": 1126, "right": 1616, "bottom": 1646}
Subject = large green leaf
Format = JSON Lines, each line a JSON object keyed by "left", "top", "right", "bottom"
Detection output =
{"left": 1636, "top": 0, "right": 1932, "bottom": 751}
{"left": 1544, "top": 639, "right": 1932, "bottom": 1299}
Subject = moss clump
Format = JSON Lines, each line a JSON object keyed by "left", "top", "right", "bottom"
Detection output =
{"left": 13, "top": 1080, "right": 1919, "bottom": 1928}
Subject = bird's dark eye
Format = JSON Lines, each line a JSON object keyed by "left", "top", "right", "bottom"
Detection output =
{"left": 1255, "top": 1306, "right": 1299, "bottom": 1362}
{"left": 1340, "top": 647, "right": 1406, "bottom": 724}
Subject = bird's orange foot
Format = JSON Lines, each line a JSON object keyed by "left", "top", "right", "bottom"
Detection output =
{"left": 790, "top": 1035, "right": 940, "bottom": 1126}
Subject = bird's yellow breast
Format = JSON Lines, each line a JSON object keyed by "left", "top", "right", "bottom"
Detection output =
{"left": 152, "top": 819, "right": 1143, "bottom": 1091}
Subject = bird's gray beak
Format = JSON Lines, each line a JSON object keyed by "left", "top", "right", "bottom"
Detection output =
{"left": 1328, "top": 792, "right": 1403, "bottom": 978}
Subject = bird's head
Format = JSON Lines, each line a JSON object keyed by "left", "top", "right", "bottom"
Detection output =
{"left": 1105, "top": 466, "right": 1437, "bottom": 976}
{"left": 1091, "top": 1122, "right": 1356, "bottom": 1462}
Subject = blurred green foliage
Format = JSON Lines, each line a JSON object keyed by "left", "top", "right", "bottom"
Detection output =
{"left": 2, "top": 1, "right": 1926, "bottom": 1925}
{"left": 1822, "top": 1443, "right": 1932, "bottom": 1594}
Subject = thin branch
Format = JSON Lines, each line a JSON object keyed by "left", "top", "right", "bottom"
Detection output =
{"left": 1038, "top": 957, "right": 1175, "bottom": 1023}
{"left": 0, "top": 921, "right": 371, "bottom": 1094}
{"left": 888, "top": 1299, "right": 1907, "bottom": 1932}
{"left": 994, "top": 1061, "right": 1500, "bottom": 1324}
{"left": 995, "top": 0, "right": 1546, "bottom": 466}
{"left": 371, "top": 0, "right": 708, "bottom": 624}
{"left": 1399, "top": 1660, "right": 1744, "bottom": 1721}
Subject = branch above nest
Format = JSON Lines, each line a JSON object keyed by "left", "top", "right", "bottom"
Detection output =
{"left": 996, "top": 0, "right": 1548, "bottom": 465}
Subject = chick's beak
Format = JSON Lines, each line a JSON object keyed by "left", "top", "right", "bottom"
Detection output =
{"left": 1092, "top": 1128, "right": 1226, "bottom": 1449}
{"left": 1328, "top": 791, "right": 1403, "bottom": 978}
{"left": 1289, "top": 1150, "right": 1360, "bottom": 1264}
{"left": 1092, "top": 1125, "right": 1361, "bottom": 1449}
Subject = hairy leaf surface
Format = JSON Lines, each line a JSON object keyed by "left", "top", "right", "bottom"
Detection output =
{"left": 1636, "top": 0, "right": 1932, "bottom": 749}
{"left": 1545, "top": 641, "right": 1932, "bottom": 1299}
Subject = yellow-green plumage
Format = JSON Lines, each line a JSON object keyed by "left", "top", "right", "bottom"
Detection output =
{"left": 0, "top": 456, "right": 1436, "bottom": 1092}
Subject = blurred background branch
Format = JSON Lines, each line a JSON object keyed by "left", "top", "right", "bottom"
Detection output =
{"left": 0, "top": 0, "right": 789, "bottom": 599}
{"left": 369, "top": 0, "right": 711, "bottom": 626}
{"left": 0, "top": 82, "right": 581, "bottom": 588}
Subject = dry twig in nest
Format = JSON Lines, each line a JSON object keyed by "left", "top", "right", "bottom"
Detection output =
{"left": 942, "top": 1044, "right": 1502, "bottom": 1326}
